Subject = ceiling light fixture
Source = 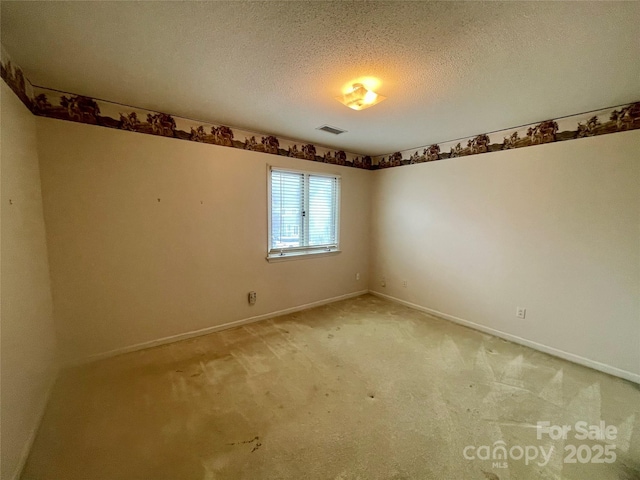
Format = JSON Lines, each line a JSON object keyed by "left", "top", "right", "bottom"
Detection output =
{"left": 336, "top": 83, "right": 386, "bottom": 111}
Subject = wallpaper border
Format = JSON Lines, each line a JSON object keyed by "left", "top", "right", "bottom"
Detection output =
{"left": 0, "top": 47, "right": 372, "bottom": 170}
{"left": 372, "top": 102, "right": 640, "bottom": 169}
{"left": 2, "top": 46, "right": 638, "bottom": 170}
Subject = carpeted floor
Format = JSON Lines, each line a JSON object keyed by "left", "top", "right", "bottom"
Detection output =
{"left": 22, "top": 294, "right": 640, "bottom": 479}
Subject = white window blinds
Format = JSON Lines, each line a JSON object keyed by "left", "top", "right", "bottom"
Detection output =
{"left": 308, "top": 175, "right": 338, "bottom": 246}
{"left": 270, "top": 170, "right": 304, "bottom": 249}
{"left": 269, "top": 168, "right": 340, "bottom": 257}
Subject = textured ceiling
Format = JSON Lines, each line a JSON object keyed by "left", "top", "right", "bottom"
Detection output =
{"left": 2, "top": 1, "right": 639, "bottom": 156}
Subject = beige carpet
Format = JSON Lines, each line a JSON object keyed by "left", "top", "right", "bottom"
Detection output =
{"left": 22, "top": 295, "right": 640, "bottom": 479}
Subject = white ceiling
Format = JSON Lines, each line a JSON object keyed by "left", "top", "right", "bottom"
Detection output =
{"left": 2, "top": 1, "right": 639, "bottom": 156}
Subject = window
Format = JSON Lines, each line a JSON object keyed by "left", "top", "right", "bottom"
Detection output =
{"left": 268, "top": 167, "right": 340, "bottom": 260}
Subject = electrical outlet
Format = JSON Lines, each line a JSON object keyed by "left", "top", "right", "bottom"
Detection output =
{"left": 248, "top": 291, "right": 257, "bottom": 305}
{"left": 516, "top": 307, "right": 526, "bottom": 319}
{"left": 402, "top": 280, "right": 407, "bottom": 288}
{"left": 356, "top": 272, "right": 360, "bottom": 281}
{"left": 381, "top": 277, "right": 386, "bottom": 287}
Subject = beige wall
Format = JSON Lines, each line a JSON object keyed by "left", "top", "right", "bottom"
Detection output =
{"left": 25, "top": 98, "right": 640, "bottom": 382}
{"left": 1, "top": 83, "right": 58, "bottom": 480}
{"left": 370, "top": 130, "right": 640, "bottom": 380}
{"left": 36, "top": 117, "right": 370, "bottom": 365}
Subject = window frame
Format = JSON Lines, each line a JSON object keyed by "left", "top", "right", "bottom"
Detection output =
{"left": 267, "top": 165, "right": 341, "bottom": 262}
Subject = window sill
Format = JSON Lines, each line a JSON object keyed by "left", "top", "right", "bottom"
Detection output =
{"left": 266, "top": 250, "right": 342, "bottom": 263}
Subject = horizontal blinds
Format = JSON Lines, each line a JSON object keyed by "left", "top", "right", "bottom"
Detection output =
{"left": 271, "top": 170, "right": 304, "bottom": 249}
{"left": 307, "top": 174, "right": 338, "bottom": 246}
{"left": 270, "top": 168, "right": 339, "bottom": 254}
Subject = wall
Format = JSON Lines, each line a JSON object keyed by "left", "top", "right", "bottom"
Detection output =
{"left": 36, "top": 117, "right": 370, "bottom": 365}
{"left": 370, "top": 130, "right": 640, "bottom": 381}
{"left": 1, "top": 83, "right": 58, "bottom": 480}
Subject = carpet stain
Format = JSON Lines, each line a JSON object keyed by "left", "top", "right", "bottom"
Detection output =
{"left": 482, "top": 471, "right": 500, "bottom": 480}
{"left": 226, "top": 435, "right": 262, "bottom": 453}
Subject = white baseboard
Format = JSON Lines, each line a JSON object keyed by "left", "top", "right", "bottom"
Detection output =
{"left": 369, "top": 290, "right": 640, "bottom": 385}
{"left": 11, "top": 370, "right": 58, "bottom": 480}
{"left": 64, "top": 290, "right": 369, "bottom": 368}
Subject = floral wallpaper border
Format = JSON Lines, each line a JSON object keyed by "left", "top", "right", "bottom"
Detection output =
{"left": 0, "top": 47, "right": 372, "bottom": 170}
{"left": 372, "top": 102, "right": 640, "bottom": 169}
{"left": 2, "top": 46, "right": 638, "bottom": 171}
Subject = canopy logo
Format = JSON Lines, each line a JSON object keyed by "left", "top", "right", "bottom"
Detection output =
{"left": 462, "top": 420, "right": 618, "bottom": 469}
{"left": 462, "top": 442, "right": 553, "bottom": 469}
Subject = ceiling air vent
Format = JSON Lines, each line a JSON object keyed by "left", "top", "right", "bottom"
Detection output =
{"left": 317, "top": 125, "right": 347, "bottom": 135}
